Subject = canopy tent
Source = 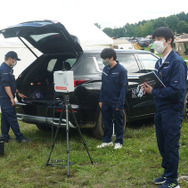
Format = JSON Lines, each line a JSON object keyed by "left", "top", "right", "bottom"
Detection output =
{"left": 61, "top": 20, "right": 113, "bottom": 49}
{"left": 174, "top": 38, "right": 188, "bottom": 55}
{"left": 0, "top": 35, "right": 42, "bottom": 78}
{"left": 112, "top": 38, "right": 134, "bottom": 50}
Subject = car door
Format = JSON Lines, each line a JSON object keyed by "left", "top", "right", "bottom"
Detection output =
{"left": 119, "top": 52, "right": 158, "bottom": 120}
{"left": 129, "top": 52, "right": 158, "bottom": 119}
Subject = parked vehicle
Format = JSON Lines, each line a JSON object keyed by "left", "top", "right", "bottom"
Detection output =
{"left": 1, "top": 20, "right": 187, "bottom": 139}
{"left": 138, "top": 39, "right": 152, "bottom": 48}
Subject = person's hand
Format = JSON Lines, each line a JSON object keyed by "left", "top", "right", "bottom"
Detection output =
{"left": 11, "top": 98, "right": 16, "bottom": 106}
{"left": 143, "top": 82, "right": 153, "bottom": 94}
{"left": 99, "top": 102, "right": 103, "bottom": 108}
{"left": 116, "top": 108, "right": 120, "bottom": 111}
{"left": 140, "top": 84, "right": 146, "bottom": 94}
{"left": 18, "top": 92, "right": 28, "bottom": 99}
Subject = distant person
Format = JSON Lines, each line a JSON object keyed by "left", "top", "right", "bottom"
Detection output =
{"left": 142, "top": 27, "right": 187, "bottom": 188}
{"left": 97, "top": 48, "right": 128, "bottom": 149}
{"left": 149, "top": 42, "right": 154, "bottom": 53}
{"left": 0, "top": 51, "right": 31, "bottom": 143}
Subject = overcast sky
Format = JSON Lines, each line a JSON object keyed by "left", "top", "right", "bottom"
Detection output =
{"left": 0, "top": 0, "right": 187, "bottom": 29}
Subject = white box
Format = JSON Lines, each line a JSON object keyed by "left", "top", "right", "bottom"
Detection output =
{"left": 53, "top": 71, "right": 74, "bottom": 93}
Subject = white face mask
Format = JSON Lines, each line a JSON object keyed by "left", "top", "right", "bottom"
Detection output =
{"left": 11, "top": 60, "right": 17, "bottom": 68}
{"left": 154, "top": 40, "right": 168, "bottom": 54}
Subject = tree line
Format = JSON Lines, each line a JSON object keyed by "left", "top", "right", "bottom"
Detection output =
{"left": 95, "top": 12, "right": 188, "bottom": 38}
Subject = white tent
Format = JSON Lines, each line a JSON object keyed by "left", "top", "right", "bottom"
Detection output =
{"left": 63, "top": 21, "right": 113, "bottom": 49}
{"left": 0, "top": 21, "right": 113, "bottom": 78}
{"left": 0, "top": 35, "right": 42, "bottom": 78}
{"left": 112, "top": 38, "right": 134, "bottom": 50}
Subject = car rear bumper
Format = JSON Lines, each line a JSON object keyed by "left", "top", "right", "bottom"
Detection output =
{"left": 16, "top": 113, "right": 76, "bottom": 128}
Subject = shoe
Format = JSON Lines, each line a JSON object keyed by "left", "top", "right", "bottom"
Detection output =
{"left": 153, "top": 176, "right": 166, "bottom": 185}
{"left": 114, "top": 143, "right": 122, "bottom": 149}
{"left": 18, "top": 138, "right": 32, "bottom": 143}
{"left": 97, "top": 142, "right": 113, "bottom": 148}
{"left": 4, "top": 138, "right": 13, "bottom": 143}
{"left": 158, "top": 181, "right": 180, "bottom": 188}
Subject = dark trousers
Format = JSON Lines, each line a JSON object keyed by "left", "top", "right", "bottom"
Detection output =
{"left": 1, "top": 99, "right": 24, "bottom": 141}
{"left": 102, "top": 103, "right": 124, "bottom": 144}
{"left": 154, "top": 107, "right": 182, "bottom": 182}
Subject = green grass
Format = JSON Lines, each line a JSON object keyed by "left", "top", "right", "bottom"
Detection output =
{"left": 0, "top": 119, "right": 187, "bottom": 188}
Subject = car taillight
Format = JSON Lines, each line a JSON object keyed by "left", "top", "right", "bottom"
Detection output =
{"left": 56, "top": 104, "right": 79, "bottom": 113}
{"left": 56, "top": 109, "right": 77, "bottom": 113}
{"left": 74, "top": 80, "right": 88, "bottom": 87}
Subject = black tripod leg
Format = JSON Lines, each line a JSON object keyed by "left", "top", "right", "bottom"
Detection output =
{"left": 42, "top": 104, "right": 65, "bottom": 167}
{"left": 69, "top": 105, "right": 93, "bottom": 164}
{"left": 64, "top": 95, "right": 70, "bottom": 178}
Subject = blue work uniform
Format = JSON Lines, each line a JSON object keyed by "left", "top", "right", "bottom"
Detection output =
{"left": 152, "top": 50, "right": 187, "bottom": 182}
{"left": 99, "top": 61, "right": 128, "bottom": 144}
{"left": 0, "top": 62, "right": 24, "bottom": 142}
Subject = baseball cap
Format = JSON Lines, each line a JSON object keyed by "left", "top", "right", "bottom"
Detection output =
{"left": 5, "top": 51, "right": 21, "bottom": 61}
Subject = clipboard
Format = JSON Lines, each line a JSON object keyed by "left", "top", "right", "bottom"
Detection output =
{"left": 139, "top": 71, "right": 166, "bottom": 89}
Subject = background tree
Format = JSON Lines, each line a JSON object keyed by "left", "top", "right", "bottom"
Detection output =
{"left": 94, "top": 23, "right": 101, "bottom": 29}
{"left": 102, "top": 12, "right": 188, "bottom": 38}
{"left": 102, "top": 27, "right": 114, "bottom": 37}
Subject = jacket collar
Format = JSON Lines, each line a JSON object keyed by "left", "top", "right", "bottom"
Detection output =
{"left": 107, "top": 61, "right": 119, "bottom": 70}
{"left": 163, "top": 50, "right": 175, "bottom": 64}
{"left": 157, "top": 50, "right": 175, "bottom": 68}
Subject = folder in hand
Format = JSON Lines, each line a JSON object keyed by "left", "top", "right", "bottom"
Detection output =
{"left": 139, "top": 71, "right": 166, "bottom": 89}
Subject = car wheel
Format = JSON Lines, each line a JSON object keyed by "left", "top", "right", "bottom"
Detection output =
{"left": 92, "top": 109, "right": 127, "bottom": 139}
{"left": 184, "top": 91, "right": 188, "bottom": 120}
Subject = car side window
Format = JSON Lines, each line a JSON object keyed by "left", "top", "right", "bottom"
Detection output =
{"left": 95, "top": 53, "right": 139, "bottom": 73}
{"left": 74, "top": 55, "right": 98, "bottom": 75}
{"left": 47, "top": 59, "right": 57, "bottom": 72}
{"left": 137, "top": 54, "right": 157, "bottom": 72}
{"left": 117, "top": 54, "right": 140, "bottom": 73}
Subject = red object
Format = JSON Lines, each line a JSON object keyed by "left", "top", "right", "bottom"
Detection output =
{"left": 55, "top": 86, "right": 67, "bottom": 90}
{"left": 74, "top": 80, "right": 88, "bottom": 86}
{"left": 56, "top": 109, "right": 77, "bottom": 113}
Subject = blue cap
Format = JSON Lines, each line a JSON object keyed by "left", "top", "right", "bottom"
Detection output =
{"left": 5, "top": 51, "right": 21, "bottom": 61}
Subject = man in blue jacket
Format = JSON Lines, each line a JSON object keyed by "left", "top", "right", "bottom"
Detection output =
{"left": 0, "top": 51, "right": 31, "bottom": 143}
{"left": 143, "top": 27, "right": 187, "bottom": 188}
{"left": 97, "top": 48, "right": 128, "bottom": 149}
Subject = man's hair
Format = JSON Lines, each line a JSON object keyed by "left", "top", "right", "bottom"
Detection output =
{"left": 152, "top": 27, "right": 174, "bottom": 46}
{"left": 5, "top": 57, "right": 9, "bottom": 61}
{"left": 100, "top": 48, "right": 117, "bottom": 60}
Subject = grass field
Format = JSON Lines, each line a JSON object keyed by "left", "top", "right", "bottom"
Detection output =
{"left": 0, "top": 119, "right": 187, "bottom": 188}
{"left": 0, "top": 49, "right": 188, "bottom": 187}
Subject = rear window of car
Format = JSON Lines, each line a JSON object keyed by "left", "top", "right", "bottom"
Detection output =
{"left": 30, "top": 33, "right": 59, "bottom": 42}
{"left": 95, "top": 53, "right": 140, "bottom": 73}
{"left": 47, "top": 58, "right": 77, "bottom": 72}
{"left": 136, "top": 53, "right": 157, "bottom": 72}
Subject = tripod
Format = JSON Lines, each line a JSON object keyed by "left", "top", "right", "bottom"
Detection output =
{"left": 43, "top": 93, "right": 93, "bottom": 177}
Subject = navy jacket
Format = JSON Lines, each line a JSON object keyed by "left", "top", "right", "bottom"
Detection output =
{"left": 99, "top": 61, "right": 128, "bottom": 109}
{"left": 152, "top": 50, "right": 187, "bottom": 111}
{"left": 0, "top": 62, "right": 17, "bottom": 100}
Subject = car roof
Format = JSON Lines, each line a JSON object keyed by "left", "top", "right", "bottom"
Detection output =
{"left": 83, "top": 49, "right": 152, "bottom": 54}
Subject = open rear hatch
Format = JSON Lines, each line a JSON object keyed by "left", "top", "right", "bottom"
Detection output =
{"left": 0, "top": 20, "right": 83, "bottom": 57}
{"left": 0, "top": 20, "right": 83, "bottom": 106}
